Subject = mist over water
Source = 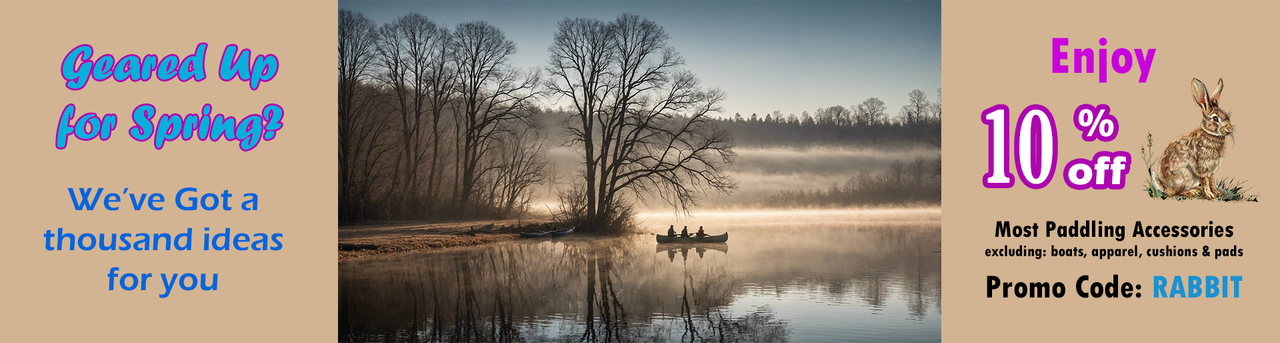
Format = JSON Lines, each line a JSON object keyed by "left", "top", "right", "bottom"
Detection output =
{"left": 714, "top": 146, "right": 939, "bottom": 208}
{"left": 340, "top": 209, "right": 941, "bottom": 342}
{"left": 535, "top": 145, "right": 941, "bottom": 211}
{"left": 732, "top": 146, "right": 938, "bottom": 174}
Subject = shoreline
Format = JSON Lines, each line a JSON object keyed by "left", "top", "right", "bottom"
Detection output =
{"left": 338, "top": 218, "right": 555, "bottom": 260}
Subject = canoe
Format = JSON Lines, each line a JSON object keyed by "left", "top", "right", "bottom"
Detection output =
{"left": 551, "top": 226, "right": 575, "bottom": 237}
{"left": 522, "top": 226, "right": 574, "bottom": 238}
{"left": 519, "top": 231, "right": 553, "bottom": 238}
{"left": 656, "top": 232, "right": 728, "bottom": 243}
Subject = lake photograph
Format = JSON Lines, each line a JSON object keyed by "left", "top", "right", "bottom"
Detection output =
{"left": 337, "top": 1, "right": 941, "bottom": 342}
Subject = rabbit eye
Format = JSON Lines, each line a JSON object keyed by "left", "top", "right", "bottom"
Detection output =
{"left": 1211, "top": 115, "right": 1220, "bottom": 123}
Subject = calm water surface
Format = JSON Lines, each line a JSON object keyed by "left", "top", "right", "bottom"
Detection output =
{"left": 340, "top": 209, "right": 941, "bottom": 342}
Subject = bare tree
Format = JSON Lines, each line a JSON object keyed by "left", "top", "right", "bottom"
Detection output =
{"left": 339, "top": 9, "right": 380, "bottom": 222}
{"left": 451, "top": 21, "right": 540, "bottom": 217}
{"left": 547, "top": 14, "right": 736, "bottom": 231}
{"left": 909, "top": 156, "right": 928, "bottom": 185}
{"left": 376, "top": 13, "right": 450, "bottom": 216}
{"left": 931, "top": 88, "right": 942, "bottom": 176}
{"left": 421, "top": 25, "right": 457, "bottom": 216}
{"left": 815, "top": 105, "right": 850, "bottom": 126}
{"left": 889, "top": 160, "right": 906, "bottom": 186}
{"left": 931, "top": 88, "right": 942, "bottom": 123}
{"left": 898, "top": 89, "right": 930, "bottom": 125}
{"left": 492, "top": 123, "right": 550, "bottom": 215}
{"left": 352, "top": 89, "right": 401, "bottom": 220}
{"left": 854, "top": 97, "right": 886, "bottom": 126}
{"left": 546, "top": 17, "right": 615, "bottom": 228}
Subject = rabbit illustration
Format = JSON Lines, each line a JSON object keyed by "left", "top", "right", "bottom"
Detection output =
{"left": 1152, "top": 78, "right": 1234, "bottom": 199}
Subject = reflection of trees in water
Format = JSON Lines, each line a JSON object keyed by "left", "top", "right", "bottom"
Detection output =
{"left": 844, "top": 226, "right": 941, "bottom": 321}
{"left": 653, "top": 249, "right": 788, "bottom": 343}
{"left": 704, "top": 308, "right": 791, "bottom": 343}
{"left": 885, "top": 225, "right": 942, "bottom": 321}
{"left": 340, "top": 222, "right": 938, "bottom": 342}
{"left": 341, "top": 244, "right": 543, "bottom": 342}
{"left": 731, "top": 223, "right": 941, "bottom": 321}
{"left": 579, "top": 245, "right": 629, "bottom": 342}
{"left": 573, "top": 241, "right": 788, "bottom": 343}
{"left": 340, "top": 238, "right": 794, "bottom": 342}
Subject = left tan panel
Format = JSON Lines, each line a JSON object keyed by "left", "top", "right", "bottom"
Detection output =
{"left": 0, "top": 1, "right": 336, "bottom": 341}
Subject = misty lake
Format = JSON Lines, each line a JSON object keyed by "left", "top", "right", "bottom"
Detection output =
{"left": 340, "top": 209, "right": 941, "bottom": 343}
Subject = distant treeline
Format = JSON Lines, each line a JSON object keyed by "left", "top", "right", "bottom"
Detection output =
{"left": 762, "top": 157, "right": 941, "bottom": 207}
{"left": 715, "top": 89, "right": 941, "bottom": 147}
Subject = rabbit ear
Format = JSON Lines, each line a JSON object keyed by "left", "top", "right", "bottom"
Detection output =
{"left": 1209, "top": 78, "right": 1224, "bottom": 107}
{"left": 1191, "top": 78, "right": 1210, "bottom": 111}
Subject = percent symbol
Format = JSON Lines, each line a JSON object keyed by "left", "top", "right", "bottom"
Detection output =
{"left": 1073, "top": 104, "right": 1118, "bottom": 142}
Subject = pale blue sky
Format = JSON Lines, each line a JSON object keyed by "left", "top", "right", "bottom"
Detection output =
{"left": 340, "top": 0, "right": 941, "bottom": 118}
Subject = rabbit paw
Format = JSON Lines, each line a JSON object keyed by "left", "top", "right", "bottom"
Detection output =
{"left": 1204, "top": 186, "right": 1222, "bottom": 199}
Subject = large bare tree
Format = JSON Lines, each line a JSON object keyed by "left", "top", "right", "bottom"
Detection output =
{"left": 451, "top": 21, "right": 541, "bottom": 217}
{"left": 547, "top": 14, "right": 735, "bottom": 231}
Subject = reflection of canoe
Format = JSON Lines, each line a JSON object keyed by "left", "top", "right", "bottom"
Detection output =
{"left": 655, "top": 242, "right": 728, "bottom": 254}
{"left": 656, "top": 232, "right": 728, "bottom": 243}
{"left": 551, "top": 226, "right": 575, "bottom": 237}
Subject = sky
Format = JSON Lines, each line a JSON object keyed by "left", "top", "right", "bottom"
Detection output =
{"left": 340, "top": 0, "right": 941, "bottom": 118}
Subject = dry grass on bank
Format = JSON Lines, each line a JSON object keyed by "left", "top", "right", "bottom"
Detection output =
{"left": 338, "top": 219, "right": 556, "bottom": 260}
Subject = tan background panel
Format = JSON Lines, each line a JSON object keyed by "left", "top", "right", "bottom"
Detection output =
{"left": 0, "top": 0, "right": 335, "bottom": 341}
{"left": 944, "top": 0, "right": 1276, "bottom": 341}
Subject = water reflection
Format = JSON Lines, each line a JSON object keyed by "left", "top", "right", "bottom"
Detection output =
{"left": 340, "top": 210, "right": 940, "bottom": 342}
{"left": 659, "top": 243, "right": 728, "bottom": 262}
